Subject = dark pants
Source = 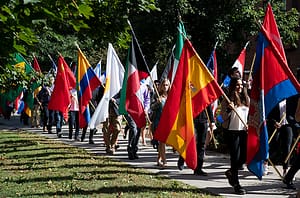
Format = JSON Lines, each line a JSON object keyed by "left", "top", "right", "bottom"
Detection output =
{"left": 81, "top": 126, "right": 95, "bottom": 142}
{"left": 41, "top": 105, "right": 49, "bottom": 130}
{"left": 68, "top": 111, "right": 79, "bottom": 139}
{"left": 55, "top": 111, "right": 63, "bottom": 135}
{"left": 279, "top": 125, "right": 293, "bottom": 170}
{"left": 194, "top": 121, "right": 208, "bottom": 172}
{"left": 284, "top": 152, "right": 300, "bottom": 183}
{"left": 269, "top": 124, "right": 293, "bottom": 170}
{"left": 126, "top": 114, "right": 140, "bottom": 157}
{"left": 47, "top": 110, "right": 55, "bottom": 132}
{"left": 225, "top": 129, "right": 247, "bottom": 185}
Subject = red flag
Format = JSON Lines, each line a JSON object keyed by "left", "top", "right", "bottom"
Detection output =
{"left": 48, "top": 56, "right": 76, "bottom": 113}
{"left": 33, "top": 56, "right": 41, "bottom": 72}
{"left": 154, "top": 40, "right": 223, "bottom": 170}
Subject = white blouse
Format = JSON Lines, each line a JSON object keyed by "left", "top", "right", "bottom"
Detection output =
{"left": 228, "top": 105, "right": 249, "bottom": 131}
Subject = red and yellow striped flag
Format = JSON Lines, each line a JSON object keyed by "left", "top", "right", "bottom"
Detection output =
{"left": 154, "top": 40, "right": 223, "bottom": 170}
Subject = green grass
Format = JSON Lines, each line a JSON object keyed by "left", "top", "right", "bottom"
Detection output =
{"left": 0, "top": 131, "right": 219, "bottom": 198}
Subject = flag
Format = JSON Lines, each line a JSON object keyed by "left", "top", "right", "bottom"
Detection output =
{"left": 77, "top": 48, "right": 102, "bottom": 128}
{"left": 160, "top": 21, "right": 186, "bottom": 84}
{"left": 222, "top": 41, "right": 249, "bottom": 87}
{"left": 89, "top": 43, "right": 125, "bottom": 128}
{"left": 160, "top": 45, "right": 175, "bottom": 82}
{"left": 145, "top": 62, "right": 158, "bottom": 88}
{"left": 153, "top": 40, "right": 223, "bottom": 170}
{"left": 48, "top": 55, "right": 76, "bottom": 114}
{"left": 246, "top": 3, "right": 300, "bottom": 180}
{"left": 119, "top": 32, "right": 150, "bottom": 128}
{"left": 15, "top": 53, "right": 40, "bottom": 117}
{"left": 206, "top": 47, "right": 218, "bottom": 81}
{"left": 93, "top": 60, "right": 102, "bottom": 80}
{"left": 232, "top": 42, "right": 249, "bottom": 78}
{"left": 33, "top": 55, "right": 41, "bottom": 72}
{"left": 206, "top": 45, "right": 219, "bottom": 116}
{"left": 171, "top": 21, "right": 186, "bottom": 83}
{"left": 48, "top": 54, "right": 57, "bottom": 75}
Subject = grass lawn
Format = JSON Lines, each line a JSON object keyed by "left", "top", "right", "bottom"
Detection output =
{"left": 0, "top": 131, "right": 219, "bottom": 198}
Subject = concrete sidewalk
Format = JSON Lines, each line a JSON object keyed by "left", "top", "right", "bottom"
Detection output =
{"left": 0, "top": 115, "right": 299, "bottom": 198}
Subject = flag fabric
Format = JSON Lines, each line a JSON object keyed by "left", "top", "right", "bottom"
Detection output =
{"left": 246, "top": 3, "right": 300, "bottom": 180}
{"left": 222, "top": 42, "right": 248, "bottom": 87}
{"left": 48, "top": 55, "right": 76, "bottom": 114}
{"left": 206, "top": 46, "right": 219, "bottom": 116}
{"left": 33, "top": 56, "right": 41, "bottom": 72}
{"left": 160, "top": 45, "right": 175, "bottom": 82}
{"left": 153, "top": 40, "right": 223, "bottom": 170}
{"left": 232, "top": 46, "right": 247, "bottom": 78}
{"left": 171, "top": 21, "right": 186, "bottom": 83}
{"left": 94, "top": 60, "right": 102, "bottom": 80}
{"left": 15, "top": 53, "right": 40, "bottom": 117}
{"left": 77, "top": 48, "right": 102, "bottom": 128}
{"left": 48, "top": 55, "right": 58, "bottom": 75}
{"left": 119, "top": 33, "right": 150, "bottom": 128}
{"left": 89, "top": 43, "right": 125, "bottom": 128}
{"left": 145, "top": 62, "right": 158, "bottom": 88}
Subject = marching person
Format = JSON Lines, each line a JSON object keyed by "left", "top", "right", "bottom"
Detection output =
{"left": 221, "top": 77, "right": 249, "bottom": 195}
{"left": 151, "top": 78, "right": 170, "bottom": 167}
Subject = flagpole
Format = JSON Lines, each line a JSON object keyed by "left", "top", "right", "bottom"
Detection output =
{"left": 248, "top": 53, "right": 256, "bottom": 81}
{"left": 214, "top": 41, "right": 218, "bottom": 50}
{"left": 284, "top": 133, "right": 300, "bottom": 164}
{"left": 268, "top": 112, "right": 286, "bottom": 144}
{"left": 127, "top": 19, "right": 160, "bottom": 99}
{"left": 244, "top": 41, "right": 250, "bottom": 49}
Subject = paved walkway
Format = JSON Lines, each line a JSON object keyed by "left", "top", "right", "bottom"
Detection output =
{"left": 0, "top": 115, "right": 299, "bottom": 198}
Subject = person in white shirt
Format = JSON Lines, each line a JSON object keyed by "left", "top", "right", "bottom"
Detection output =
{"left": 221, "top": 77, "right": 250, "bottom": 195}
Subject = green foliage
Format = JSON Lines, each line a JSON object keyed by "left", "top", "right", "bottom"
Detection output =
{"left": 0, "top": 0, "right": 299, "bottom": 87}
{"left": 0, "top": 64, "right": 42, "bottom": 92}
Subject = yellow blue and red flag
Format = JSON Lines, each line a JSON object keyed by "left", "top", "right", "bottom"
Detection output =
{"left": 77, "top": 48, "right": 102, "bottom": 128}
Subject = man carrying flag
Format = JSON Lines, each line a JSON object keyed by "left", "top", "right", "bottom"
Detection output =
{"left": 48, "top": 55, "right": 76, "bottom": 137}
{"left": 247, "top": 3, "right": 300, "bottom": 180}
{"left": 119, "top": 21, "right": 151, "bottom": 160}
{"left": 89, "top": 43, "right": 125, "bottom": 150}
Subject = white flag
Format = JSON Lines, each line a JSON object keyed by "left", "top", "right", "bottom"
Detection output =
{"left": 144, "top": 62, "right": 158, "bottom": 88}
{"left": 89, "top": 43, "right": 125, "bottom": 128}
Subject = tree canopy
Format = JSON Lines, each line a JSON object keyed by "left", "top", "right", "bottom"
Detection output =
{"left": 0, "top": 0, "right": 299, "bottom": 90}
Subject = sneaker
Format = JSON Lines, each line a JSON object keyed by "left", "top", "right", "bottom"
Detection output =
{"left": 234, "top": 184, "right": 246, "bottom": 195}
{"left": 225, "top": 169, "right": 235, "bottom": 186}
{"left": 194, "top": 170, "right": 208, "bottom": 176}
{"left": 263, "top": 164, "right": 269, "bottom": 176}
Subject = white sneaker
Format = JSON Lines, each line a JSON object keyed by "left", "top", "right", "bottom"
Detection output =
{"left": 263, "top": 164, "right": 269, "bottom": 176}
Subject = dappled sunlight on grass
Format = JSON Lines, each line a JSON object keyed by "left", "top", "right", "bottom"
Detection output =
{"left": 0, "top": 131, "right": 217, "bottom": 198}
